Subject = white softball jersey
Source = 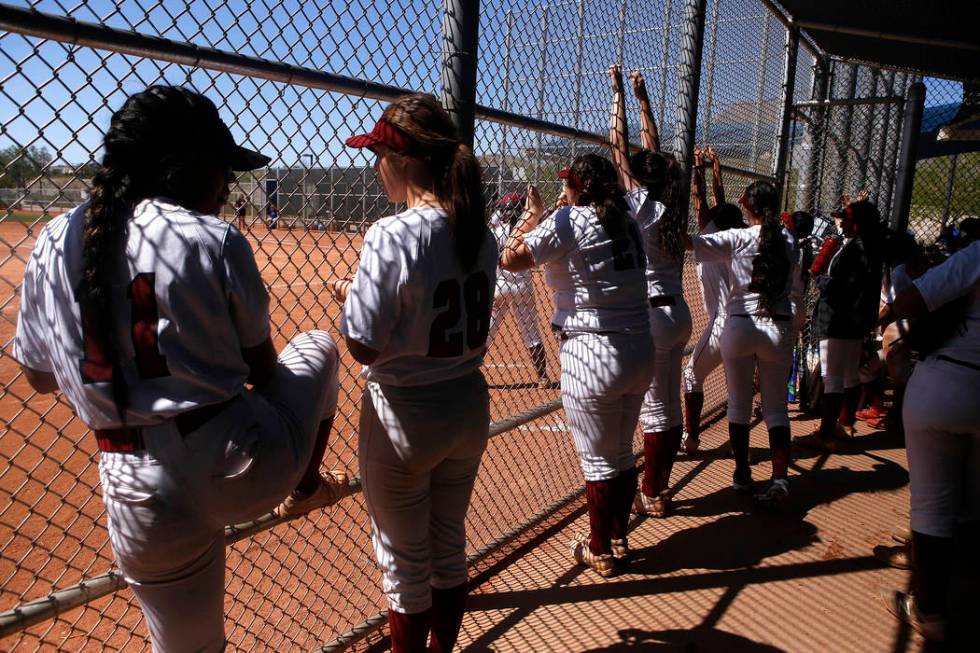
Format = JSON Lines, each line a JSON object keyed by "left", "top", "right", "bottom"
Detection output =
{"left": 492, "top": 219, "right": 534, "bottom": 292}
{"left": 14, "top": 200, "right": 270, "bottom": 430}
{"left": 692, "top": 224, "right": 796, "bottom": 317}
{"left": 625, "top": 187, "right": 684, "bottom": 298}
{"left": 696, "top": 220, "right": 731, "bottom": 318}
{"left": 913, "top": 240, "right": 980, "bottom": 367}
{"left": 341, "top": 207, "right": 498, "bottom": 387}
{"left": 523, "top": 205, "right": 649, "bottom": 334}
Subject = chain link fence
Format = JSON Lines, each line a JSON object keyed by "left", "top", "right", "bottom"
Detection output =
{"left": 1, "top": 0, "right": 971, "bottom": 650}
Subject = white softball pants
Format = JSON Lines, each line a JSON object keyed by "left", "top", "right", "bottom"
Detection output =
{"left": 721, "top": 316, "right": 794, "bottom": 428}
{"left": 488, "top": 282, "right": 542, "bottom": 347}
{"left": 640, "top": 300, "right": 693, "bottom": 431}
{"left": 819, "top": 337, "right": 862, "bottom": 393}
{"left": 560, "top": 331, "right": 655, "bottom": 481}
{"left": 359, "top": 371, "right": 489, "bottom": 614}
{"left": 99, "top": 331, "right": 339, "bottom": 653}
{"left": 684, "top": 311, "right": 725, "bottom": 394}
{"left": 904, "top": 356, "right": 980, "bottom": 538}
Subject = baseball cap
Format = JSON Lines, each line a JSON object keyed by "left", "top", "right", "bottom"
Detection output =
{"left": 346, "top": 118, "right": 410, "bottom": 153}
{"left": 495, "top": 191, "right": 524, "bottom": 208}
{"left": 213, "top": 120, "right": 271, "bottom": 171}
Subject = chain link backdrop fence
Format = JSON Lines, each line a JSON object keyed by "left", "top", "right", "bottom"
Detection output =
{"left": 1, "top": 0, "right": 971, "bottom": 650}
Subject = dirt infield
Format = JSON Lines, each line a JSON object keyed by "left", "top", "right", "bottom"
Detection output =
{"left": 0, "top": 218, "right": 724, "bottom": 650}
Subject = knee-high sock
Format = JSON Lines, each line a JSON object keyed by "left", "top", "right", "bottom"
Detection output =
{"left": 528, "top": 343, "right": 547, "bottom": 379}
{"left": 684, "top": 392, "right": 705, "bottom": 440}
{"left": 662, "top": 426, "right": 683, "bottom": 485}
{"left": 728, "top": 422, "right": 751, "bottom": 476}
{"left": 297, "top": 417, "right": 333, "bottom": 494}
{"left": 388, "top": 608, "right": 431, "bottom": 653}
{"left": 429, "top": 583, "right": 467, "bottom": 653}
{"left": 767, "top": 425, "right": 791, "bottom": 479}
{"left": 585, "top": 479, "right": 615, "bottom": 555}
{"left": 910, "top": 531, "right": 954, "bottom": 617}
{"left": 819, "top": 392, "right": 845, "bottom": 439}
{"left": 839, "top": 385, "right": 862, "bottom": 427}
{"left": 610, "top": 467, "right": 638, "bottom": 541}
{"left": 641, "top": 431, "right": 677, "bottom": 497}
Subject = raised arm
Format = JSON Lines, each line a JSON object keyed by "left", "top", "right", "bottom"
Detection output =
{"left": 692, "top": 147, "right": 710, "bottom": 230}
{"left": 631, "top": 70, "right": 660, "bottom": 153}
{"left": 705, "top": 146, "right": 725, "bottom": 205}
{"left": 608, "top": 64, "right": 640, "bottom": 191}
{"left": 500, "top": 184, "right": 546, "bottom": 272}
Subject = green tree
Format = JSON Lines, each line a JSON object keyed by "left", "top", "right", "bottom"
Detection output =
{"left": 0, "top": 145, "right": 54, "bottom": 188}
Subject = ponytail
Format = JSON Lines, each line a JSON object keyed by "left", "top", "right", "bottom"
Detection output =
{"left": 744, "top": 181, "right": 790, "bottom": 316}
{"left": 440, "top": 142, "right": 486, "bottom": 270}
{"left": 629, "top": 149, "right": 684, "bottom": 260}
{"left": 570, "top": 154, "right": 629, "bottom": 240}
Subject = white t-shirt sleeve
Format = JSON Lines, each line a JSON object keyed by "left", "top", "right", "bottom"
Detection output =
{"left": 692, "top": 229, "right": 736, "bottom": 264}
{"left": 523, "top": 207, "right": 576, "bottom": 266}
{"left": 914, "top": 242, "right": 980, "bottom": 311}
{"left": 12, "top": 243, "right": 53, "bottom": 372}
{"left": 222, "top": 227, "right": 271, "bottom": 348}
{"left": 625, "top": 187, "right": 647, "bottom": 215}
{"left": 342, "top": 224, "right": 402, "bottom": 352}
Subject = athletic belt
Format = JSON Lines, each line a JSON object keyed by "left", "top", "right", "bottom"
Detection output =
{"left": 649, "top": 296, "right": 676, "bottom": 308}
{"left": 95, "top": 397, "right": 237, "bottom": 453}
{"left": 551, "top": 324, "right": 623, "bottom": 341}
{"left": 936, "top": 355, "right": 980, "bottom": 372}
{"left": 731, "top": 313, "right": 791, "bottom": 322}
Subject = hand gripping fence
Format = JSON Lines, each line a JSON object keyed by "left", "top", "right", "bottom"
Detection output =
{"left": 1, "top": 0, "right": 972, "bottom": 650}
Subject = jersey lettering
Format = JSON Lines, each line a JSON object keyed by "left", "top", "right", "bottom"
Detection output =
{"left": 427, "top": 271, "right": 492, "bottom": 358}
{"left": 75, "top": 274, "right": 170, "bottom": 383}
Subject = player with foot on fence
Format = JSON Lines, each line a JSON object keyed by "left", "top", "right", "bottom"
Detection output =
{"left": 609, "top": 64, "right": 692, "bottom": 518}
{"left": 11, "top": 86, "right": 347, "bottom": 653}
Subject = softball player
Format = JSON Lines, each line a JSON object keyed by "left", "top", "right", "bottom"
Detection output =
{"left": 686, "top": 180, "right": 796, "bottom": 506}
{"left": 609, "top": 65, "right": 692, "bottom": 517}
{"left": 336, "top": 93, "right": 496, "bottom": 653}
{"left": 883, "top": 240, "right": 979, "bottom": 641}
{"left": 487, "top": 192, "right": 551, "bottom": 387}
{"left": 796, "top": 200, "right": 885, "bottom": 452}
{"left": 500, "top": 154, "right": 654, "bottom": 578}
{"left": 682, "top": 146, "right": 744, "bottom": 453}
{"left": 12, "top": 86, "right": 345, "bottom": 653}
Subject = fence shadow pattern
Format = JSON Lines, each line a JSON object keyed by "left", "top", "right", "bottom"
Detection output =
{"left": 0, "top": 0, "right": 968, "bottom": 650}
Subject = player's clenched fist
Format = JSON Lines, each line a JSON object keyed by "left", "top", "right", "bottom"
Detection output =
{"left": 329, "top": 277, "right": 353, "bottom": 302}
{"left": 608, "top": 64, "right": 624, "bottom": 92}
{"left": 630, "top": 70, "right": 646, "bottom": 97}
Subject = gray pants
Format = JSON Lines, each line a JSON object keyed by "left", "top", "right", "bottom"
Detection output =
{"left": 359, "top": 371, "right": 489, "bottom": 614}
{"left": 99, "top": 331, "right": 339, "bottom": 652}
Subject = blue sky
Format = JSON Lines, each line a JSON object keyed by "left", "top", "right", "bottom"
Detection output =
{"left": 0, "top": 0, "right": 963, "bottom": 170}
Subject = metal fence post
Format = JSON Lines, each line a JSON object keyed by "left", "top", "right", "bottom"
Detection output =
{"left": 772, "top": 25, "right": 799, "bottom": 208}
{"left": 750, "top": 12, "right": 771, "bottom": 165}
{"left": 497, "top": 7, "right": 514, "bottom": 194}
{"left": 880, "top": 72, "right": 908, "bottom": 222}
{"left": 801, "top": 55, "right": 829, "bottom": 213}
{"left": 440, "top": 0, "right": 481, "bottom": 147}
{"left": 829, "top": 62, "right": 857, "bottom": 203}
{"left": 671, "top": 0, "right": 707, "bottom": 220}
{"left": 534, "top": 4, "right": 550, "bottom": 180}
{"left": 890, "top": 81, "right": 926, "bottom": 232}
{"left": 657, "top": 0, "right": 673, "bottom": 130}
{"left": 700, "top": 0, "right": 721, "bottom": 145}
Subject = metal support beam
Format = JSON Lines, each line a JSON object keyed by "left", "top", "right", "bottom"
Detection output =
{"left": 756, "top": 0, "right": 822, "bottom": 56}
{"left": 794, "top": 95, "right": 902, "bottom": 108}
{"left": 793, "top": 19, "right": 980, "bottom": 53}
{"left": 772, "top": 26, "right": 800, "bottom": 208}
{"left": 890, "top": 81, "right": 926, "bottom": 232}
{"left": 671, "top": 0, "right": 708, "bottom": 220}
{"left": 440, "top": 0, "right": 481, "bottom": 147}
{"left": 801, "top": 56, "right": 830, "bottom": 213}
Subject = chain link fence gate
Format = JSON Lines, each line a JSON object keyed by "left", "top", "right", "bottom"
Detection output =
{"left": 0, "top": 0, "right": 963, "bottom": 650}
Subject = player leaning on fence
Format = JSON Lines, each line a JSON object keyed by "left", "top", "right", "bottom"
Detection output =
{"left": 330, "top": 93, "right": 496, "bottom": 653}
{"left": 11, "top": 85, "right": 347, "bottom": 653}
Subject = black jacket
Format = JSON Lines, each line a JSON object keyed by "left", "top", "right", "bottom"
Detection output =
{"left": 810, "top": 235, "right": 883, "bottom": 339}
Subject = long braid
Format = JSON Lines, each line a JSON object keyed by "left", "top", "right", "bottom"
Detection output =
{"left": 82, "top": 161, "right": 136, "bottom": 420}
{"left": 571, "top": 154, "right": 629, "bottom": 240}
{"left": 629, "top": 150, "right": 685, "bottom": 260}
{"left": 745, "top": 181, "right": 790, "bottom": 316}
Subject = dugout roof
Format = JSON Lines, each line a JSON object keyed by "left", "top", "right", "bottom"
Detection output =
{"left": 773, "top": 1, "right": 980, "bottom": 81}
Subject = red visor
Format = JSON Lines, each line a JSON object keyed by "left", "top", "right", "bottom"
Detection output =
{"left": 495, "top": 191, "right": 524, "bottom": 208}
{"left": 558, "top": 167, "right": 582, "bottom": 191}
{"left": 780, "top": 211, "right": 794, "bottom": 233}
{"left": 345, "top": 118, "right": 410, "bottom": 153}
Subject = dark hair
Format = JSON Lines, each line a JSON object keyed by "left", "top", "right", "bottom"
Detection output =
{"left": 744, "top": 180, "right": 790, "bottom": 316}
{"left": 383, "top": 93, "right": 485, "bottom": 269}
{"left": 791, "top": 210, "right": 814, "bottom": 238}
{"left": 569, "top": 153, "right": 630, "bottom": 240}
{"left": 846, "top": 199, "right": 886, "bottom": 260}
{"left": 710, "top": 202, "right": 746, "bottom": 231}
{"left": 83, "top": 85, "right": 234, "bottom": 421}
{"left": 628, "top": 149, "right": 684, "bottom": 259}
